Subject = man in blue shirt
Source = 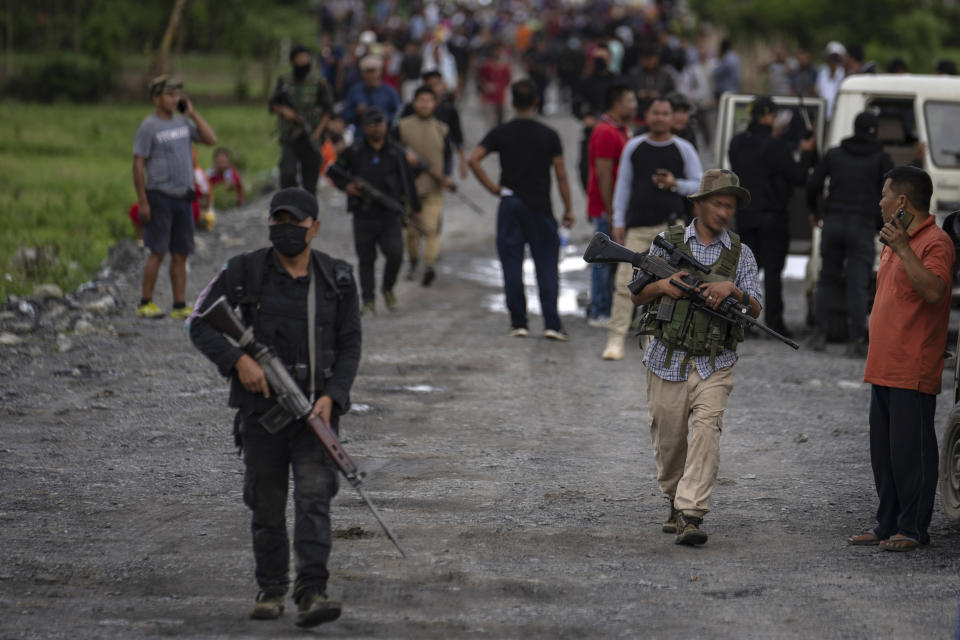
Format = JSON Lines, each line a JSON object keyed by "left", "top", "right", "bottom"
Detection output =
{"left": 341, "top": 55, "right": 402, "bottom": 133}
{"left": 631, "top": 169, "right": 762, "bottom": 546}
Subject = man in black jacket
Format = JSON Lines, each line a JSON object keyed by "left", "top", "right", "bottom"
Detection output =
{"left": 807, "top": 112, "right": 894, "bottom": 355}
{"left": 330, "top": 107, "right": 422, "bottom": 314}
{"left": 729, "top": 95, "right": 816, "bottom": 337}
{"left": 188, "top": 187, "right": 361, "bottom": 628}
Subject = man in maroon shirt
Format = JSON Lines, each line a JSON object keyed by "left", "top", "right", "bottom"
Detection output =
{"left": 585, "top": 83, "right": 636, "bottom": 327}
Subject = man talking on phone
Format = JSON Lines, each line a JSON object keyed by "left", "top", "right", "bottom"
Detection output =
{"left": 849, "top": 166, "right": 955, "bottom": 552}
{"left": 133, "top": 75, "right": 216, "bottom": 319}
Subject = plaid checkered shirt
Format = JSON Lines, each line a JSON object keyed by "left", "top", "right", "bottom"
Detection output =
{"left": 642, "top": 221, "right": 762, "bottom": 381}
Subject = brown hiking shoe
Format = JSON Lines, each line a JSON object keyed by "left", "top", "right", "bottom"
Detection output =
{"left": 662, "top": 502, "right": 681, "bottom": 533}
{"left": 295, "top": 590, "right": 342, "bottom": 628}
{"left": 675, "top": 513, "right": 708, "bottom": 546}
{"left": 250, "top": 590, "right": 285, "bottom": 620}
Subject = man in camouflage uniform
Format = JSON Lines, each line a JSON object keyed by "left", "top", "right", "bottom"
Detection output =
{"left": 269, "top": 45, "right": 334, "bottom": 195}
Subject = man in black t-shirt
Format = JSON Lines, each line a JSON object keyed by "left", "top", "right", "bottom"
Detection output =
{"left": 468, "top": 79, "right": 575, "bottom": 341}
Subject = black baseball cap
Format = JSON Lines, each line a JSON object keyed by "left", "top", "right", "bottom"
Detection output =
{"left": 269, "top": 187, "right": 318, "bottom": 221}
{"left": 362, "top": 106, "right": 387, "bottom": 125}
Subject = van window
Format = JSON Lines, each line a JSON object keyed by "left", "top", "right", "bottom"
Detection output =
{"left": 866, "top": 97, "right": 917, "bottom": 166}
{"left": 924, "top": 101, "right": 960, "bottom": 169}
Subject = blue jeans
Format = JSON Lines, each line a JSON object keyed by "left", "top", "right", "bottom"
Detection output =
{"left": 588, "top": 216, "right": 614, "bottom": 319}
{"left": 496, "top": 196, "right": 562, "bottom": 331}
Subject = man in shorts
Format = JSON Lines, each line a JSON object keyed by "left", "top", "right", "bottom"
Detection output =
{"left": 133, "top": 75, "right": 216, "bottom": 319}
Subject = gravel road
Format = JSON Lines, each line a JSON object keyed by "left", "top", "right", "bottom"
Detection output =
{"left": 2, "top": 109, "right": 959, "bottom": 639}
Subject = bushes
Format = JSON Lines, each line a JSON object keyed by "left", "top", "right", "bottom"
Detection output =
{"left": 5, "top": 54, "right": 114, "bottom": 103}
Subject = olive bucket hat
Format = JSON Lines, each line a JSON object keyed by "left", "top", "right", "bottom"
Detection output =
{"left": 688, "top": 168, "right": 751, "bottom": 208}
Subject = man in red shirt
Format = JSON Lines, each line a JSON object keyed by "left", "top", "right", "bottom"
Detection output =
{"left": 585, "top": 83, "right": 636, "bottom": 327}
{"left": 849, "top": 166, "right": 955, "bottom": 552}
{"left": 478, "top": 42, "right": 512, "bottom": 130}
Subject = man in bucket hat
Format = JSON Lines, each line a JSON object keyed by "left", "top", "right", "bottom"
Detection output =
{"left": 629, "top": 168, "right": 762, "bottom": 546}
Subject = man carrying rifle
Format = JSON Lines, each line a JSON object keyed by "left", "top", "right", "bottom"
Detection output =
{"left": 397, "top": 85, "right": 455, "bottom": 286}
{"left": 631, "top": 169, "right": 761, "bottom": 546}
{"left": 330, "top": 107, "right": 422, "bottom": 314}
{"left": 188, "top": 187, "right": 361, "bottom": 627}
{"left": 269, "top": 45, "right": 334, "bottom": 195}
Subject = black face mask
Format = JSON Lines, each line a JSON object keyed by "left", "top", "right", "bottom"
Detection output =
{"left": 292, "top": 63, "right": 311, "bottom": 79}
{"left": 270, "top": 223, "right": 310, "bottom": 257}
{"left": 593, "top": 58, "right": 608, "bottom": 73}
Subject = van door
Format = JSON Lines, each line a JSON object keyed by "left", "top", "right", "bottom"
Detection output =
{"left": 917, "top": 96, "right": 960, "bottom": 220}
{"left": 712, "top": 93, "right": 827, "bottom": 254}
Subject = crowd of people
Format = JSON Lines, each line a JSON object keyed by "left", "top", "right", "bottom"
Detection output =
{"left": 125, "top": 0, "right": 959, "bottom": 628}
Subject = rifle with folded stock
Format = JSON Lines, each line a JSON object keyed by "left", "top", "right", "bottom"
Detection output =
{"left": 200, "top": 296, "right": 408, "bottom": 558}
{"left": 582, "top": 232, "right": 799, "bottom": 349}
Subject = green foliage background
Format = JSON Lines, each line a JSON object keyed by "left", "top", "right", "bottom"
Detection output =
{"left": 689, "top": 0, "right": 960, "bottom": 72}
{"left": 0, "top": 103, "right": 277, "bottom": 300}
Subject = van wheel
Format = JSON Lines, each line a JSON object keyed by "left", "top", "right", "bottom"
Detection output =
{"left": 939, "top": 407, "right": 960, "bottom": 524}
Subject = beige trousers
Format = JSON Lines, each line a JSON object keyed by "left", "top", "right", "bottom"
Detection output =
{"left": 607, "top": 224, "right": 669, "bottom": 342}
{"left": 405, "top": 191, "right": 443, "bottom": 267}
{"left": 645, "top": 365, "right": 735, "bottom": 517}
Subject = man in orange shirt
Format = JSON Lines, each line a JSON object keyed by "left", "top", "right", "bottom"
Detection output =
{"left": 849, "top": 166, "right": 955, "bottom": 552}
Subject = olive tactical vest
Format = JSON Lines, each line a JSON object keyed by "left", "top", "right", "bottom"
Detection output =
{"left": 639, "top": 225, "right": 744, "bottom": 374}
{"left": 275, "top": 74, "right": 334, "bottom": 142}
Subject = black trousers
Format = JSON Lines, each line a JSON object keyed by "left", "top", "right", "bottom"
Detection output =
{"left": 279, "top": 136, "right": 320, "bottom": 195}
{"left": 868, "top": 385, "right": 938, "bottom": 544}
{"left": 240, "top": 414, "right": 339, "bottom": 599}
{"left": 738, "top": 221, "right": 788, "bottom": 328}
{"left": 814, "top": 215, "right": 875, "bottom": 341}
{"left": 353, "top": 215, "right": 404, "bottom": 302}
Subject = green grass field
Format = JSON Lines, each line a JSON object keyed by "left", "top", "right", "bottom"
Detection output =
{"left": 0, "top": 102, "right": 281, "bottom": 301}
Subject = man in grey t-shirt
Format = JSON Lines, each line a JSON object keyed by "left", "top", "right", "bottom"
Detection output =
{"left": 133, "top": 75, "right": 216, "bottom": 319}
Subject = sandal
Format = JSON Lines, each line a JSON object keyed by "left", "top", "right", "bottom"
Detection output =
{"left": 879, "top": 534, "right": 919, "bottom": 552}
{"left": 848, "top": 531, "right": 883, "bottom": 546}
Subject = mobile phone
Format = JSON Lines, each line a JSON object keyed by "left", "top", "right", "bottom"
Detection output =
{"left": 880, "top": 208, "right": 914, "bottom": 245}
{"left": 176, "top": 98, "right": 187, "bottom": 113}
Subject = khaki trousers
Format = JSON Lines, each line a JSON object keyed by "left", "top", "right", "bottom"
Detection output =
{"left": 405, "top": 191, "right": 443, "bottom": 267}
{"left": 646, "top": 365, "right": 735, "bottom": 517}
{"left": 607, "top": 224, "right": 668, "bottom": 342}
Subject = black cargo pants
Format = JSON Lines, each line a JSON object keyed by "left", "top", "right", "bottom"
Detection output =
{"left": 278, "top": 135, "right": 321, "bottom": 195}
{"left": 240, "top": 413, "right": 339, "bottom": 600}
{"left": 352, "top": 214, "right": 404, "bottom": 303}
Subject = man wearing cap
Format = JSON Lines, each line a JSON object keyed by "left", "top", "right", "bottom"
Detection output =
{"left": 807, "top": 111, "right": 894, "bottom": 355}
{"left": 331, "top": 107, "right": 421, "bottom": 313}
{"left": 268, "top": 45, "right": 335, "bottom": 196}
{"left": 630, "top": 169, "right": 762, "bottom": 546}
{"left": 133, "top": 75, "right": 216, "bottom": 320}
{"left": 728, "top": 95, "right": 816, "bottom": 338}
{"left": 341, "top": 54, "right": 402, "bottom": 133}
{"left": 188, "top": 186, "right": 361, "bottom": 628}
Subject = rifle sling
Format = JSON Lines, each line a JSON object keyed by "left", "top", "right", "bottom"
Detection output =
{"left": 307, "top": 263, "right": 317, "bottom": 404}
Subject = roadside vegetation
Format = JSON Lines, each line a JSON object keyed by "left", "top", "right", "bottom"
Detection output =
{"left": 0, "top": 103, "right": 277, "bottom": 300}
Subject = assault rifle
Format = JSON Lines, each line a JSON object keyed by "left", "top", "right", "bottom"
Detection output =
{"left": 273, "top": 87, "right": 426, "bottom": 234}
{"left": 200, "top": 296, "right": 408, "bottom": 558}
{"left": 400, "top": 144, "right": 486, "bottom": 216}
{"left": 582, "top": 232, "right": 799, "bottom": 349}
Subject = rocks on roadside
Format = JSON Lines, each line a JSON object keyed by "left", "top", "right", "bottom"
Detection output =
{"left": 0, "top": 332, "right": 23, "bottom": 346}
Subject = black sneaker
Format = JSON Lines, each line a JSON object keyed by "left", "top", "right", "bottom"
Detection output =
{"left": 422, "top": 266, "right": 436, "bottom": 287}
{"left": 295, "top": 590, "right": 342, "bottom": 628}
{"left": 250, "top": 590, "right": 285, "bottom": 620}
{"left": 845, "top": 338, "right": 868, "bottom": 358}
{"left": 675, "top": 513, "right": 708, "bottom": 546}
{"left": 662, "top": 502, "right": 680, "bottom": 533}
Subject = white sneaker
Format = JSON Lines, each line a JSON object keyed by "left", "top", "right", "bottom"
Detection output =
{"left": 508, "top": 327, "right": 529, "bottom": 337}
{"left": 544, "top": 329, "right": 569, "bottom": 342}
{"left": 587, "top": 315, "right": 611, "bottom": 328}
{"left": 601, "top": 339, "right": 624, "bottom": 360}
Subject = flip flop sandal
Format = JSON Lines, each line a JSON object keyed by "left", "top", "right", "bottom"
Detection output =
{"left": 879, "top": 535, "right": 919, "bottom": 552}
{"left": 848, "top": 531, "right": 883, "bottom": 545}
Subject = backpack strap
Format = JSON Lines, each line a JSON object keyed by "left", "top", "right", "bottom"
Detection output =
{"left": 224, "top": 248, "right": 269, "bottom": 323}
